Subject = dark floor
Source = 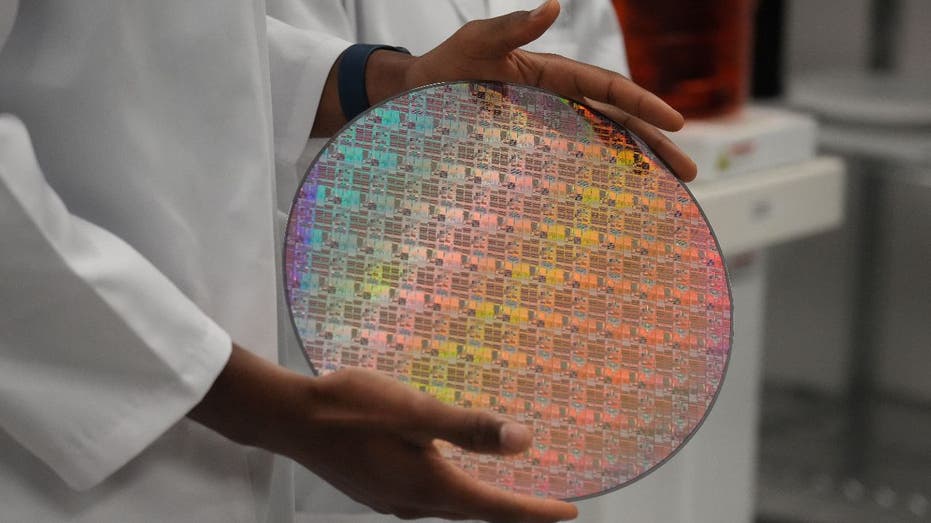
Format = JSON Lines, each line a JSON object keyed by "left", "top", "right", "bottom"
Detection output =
{"left": 754, "top": 384, "right": 931, "bottom": 522}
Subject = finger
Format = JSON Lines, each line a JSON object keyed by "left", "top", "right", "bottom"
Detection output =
{"left": 458, "top": 0, "right": 561, "bottom": 58}
{"left": 529, "top": 52, "right": 684, "bottom": 132}
{"left": 443, "top": 465, "right": 579, "bottom": 523}
{"left": 585, "top": 97, "right": 698, "bottom": 182}
{"left": 409, "top": 396, "right": 532, "bottom": 454}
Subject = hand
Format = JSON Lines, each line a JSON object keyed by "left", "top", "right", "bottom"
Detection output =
{"left": 365, "top": 0, "right": 697, "bottom": 181}
{"left": 190, "top": 346, "right": 578, "bottom": 522}
{"left": 292, "top": 367, "right": 578, "bottom": 521}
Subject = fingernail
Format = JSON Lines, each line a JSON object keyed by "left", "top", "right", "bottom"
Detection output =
{"left": 499, "top": 423, "right": 531, "bottom": 452}
{"left": 530, "top": 0, "right": 551, "bottom": 18}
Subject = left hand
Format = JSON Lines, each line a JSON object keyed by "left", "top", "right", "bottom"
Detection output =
{"left": 190, "top": 345, "right": 579, "bottom": 522}
{"left": 367, "top": 0, "right": 697, "bottom": 181}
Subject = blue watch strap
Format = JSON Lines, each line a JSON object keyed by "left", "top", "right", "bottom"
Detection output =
{"left": 338, "top": 44, "right": 411, "bottom": 121}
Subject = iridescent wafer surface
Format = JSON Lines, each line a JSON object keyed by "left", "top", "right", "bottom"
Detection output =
{"left": 284, "top": 82, "right": 732, "bottom": 500}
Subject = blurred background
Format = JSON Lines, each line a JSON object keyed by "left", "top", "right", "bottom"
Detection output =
{"left": 750, "top": 1, "right": 930, "bottom": 522}
{"left": 608, "top": 0, "right": 930, "bottom": 521}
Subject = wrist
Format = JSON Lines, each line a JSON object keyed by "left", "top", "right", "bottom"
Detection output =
{"left": 262, "top": 373, "right": 321, "bottom": 458}
{"left": 188, "top": 344, "right": 315, "bottom": 455}
{"left": 364, "top": 48, "right": 417, "bottom": 109}
{"left": 338, "top": 44, "right": 413, "bottom": 121}
{"left": 314, "top": 45, "right": 415, "bottom": 137}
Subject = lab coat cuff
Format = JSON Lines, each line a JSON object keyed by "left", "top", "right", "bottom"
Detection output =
{"left": 267, "top": 18, "right": 352, "bottom": 167}
{"left": 59, "top": 321, "right": 232, "bottom": 491}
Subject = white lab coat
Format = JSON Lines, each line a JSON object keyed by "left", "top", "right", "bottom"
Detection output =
{"left": 0, "top": 1, "right": 352, "bottom": 521}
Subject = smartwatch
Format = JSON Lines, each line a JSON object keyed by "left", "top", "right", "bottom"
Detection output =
{"left": 338, "top": 43, "right": 411, "bottom": 121}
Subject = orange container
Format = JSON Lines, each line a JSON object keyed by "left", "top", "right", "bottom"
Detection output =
{"left": 613, "top": 0, "right": 754, "bottom": 118}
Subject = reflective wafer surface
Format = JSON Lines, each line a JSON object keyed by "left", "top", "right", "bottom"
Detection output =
{"left": 284, "top": 82, "right": 732, "bottom": 500}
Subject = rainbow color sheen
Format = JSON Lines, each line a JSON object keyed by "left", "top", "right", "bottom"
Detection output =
{"left": 284, "top": 82, "right": 732, "bottom": 500}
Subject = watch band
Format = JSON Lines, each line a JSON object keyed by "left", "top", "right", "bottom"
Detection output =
{"left": 338, "top": 44, "right": 411, "bottom": 122}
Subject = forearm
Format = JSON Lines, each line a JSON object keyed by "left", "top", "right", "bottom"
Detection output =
{"left": 188, "top": 344, "right": 313, "bottom": 456}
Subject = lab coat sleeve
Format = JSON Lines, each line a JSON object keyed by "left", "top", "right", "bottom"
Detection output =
{"left": 0, "top": 114, "right": 233, "bottom": 491}
{"left": 266, "top": 16, "right": 352, "bottom": 167}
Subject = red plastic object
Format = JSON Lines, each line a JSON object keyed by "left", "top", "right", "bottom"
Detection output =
{"left": 613, "top": 0, "right": 754, "bottom": 118}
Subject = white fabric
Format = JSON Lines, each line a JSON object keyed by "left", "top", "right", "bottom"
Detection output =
{"left": 0, "top": 113, "right": 234, "bottom": 491}
{"left": 341, "top": 0, "right": 629, "bottom": 75}
{"left": 0, "top": 1, "right": 349, "bottom": 521}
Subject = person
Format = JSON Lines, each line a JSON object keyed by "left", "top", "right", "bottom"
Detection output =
{"left": 0, "top": 1, "right": 696, "bottom": 521}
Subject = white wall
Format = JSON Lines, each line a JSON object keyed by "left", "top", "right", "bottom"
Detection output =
{"left": 785, "top": 0, "right": 871, "bottom": 73}
{"left": 764, "top": 0, "right": 931, "bottom": 400}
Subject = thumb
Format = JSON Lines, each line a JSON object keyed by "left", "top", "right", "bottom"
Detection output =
{"left": 459, "top": 0, "right": 561, "bottom": 58}
{"left": 424, "top": 402, "right": 533, "bottom": 455}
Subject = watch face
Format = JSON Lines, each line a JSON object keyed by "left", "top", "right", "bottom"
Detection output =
{"left": 284, "top": 82, "right": 732, "bottom": 500}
